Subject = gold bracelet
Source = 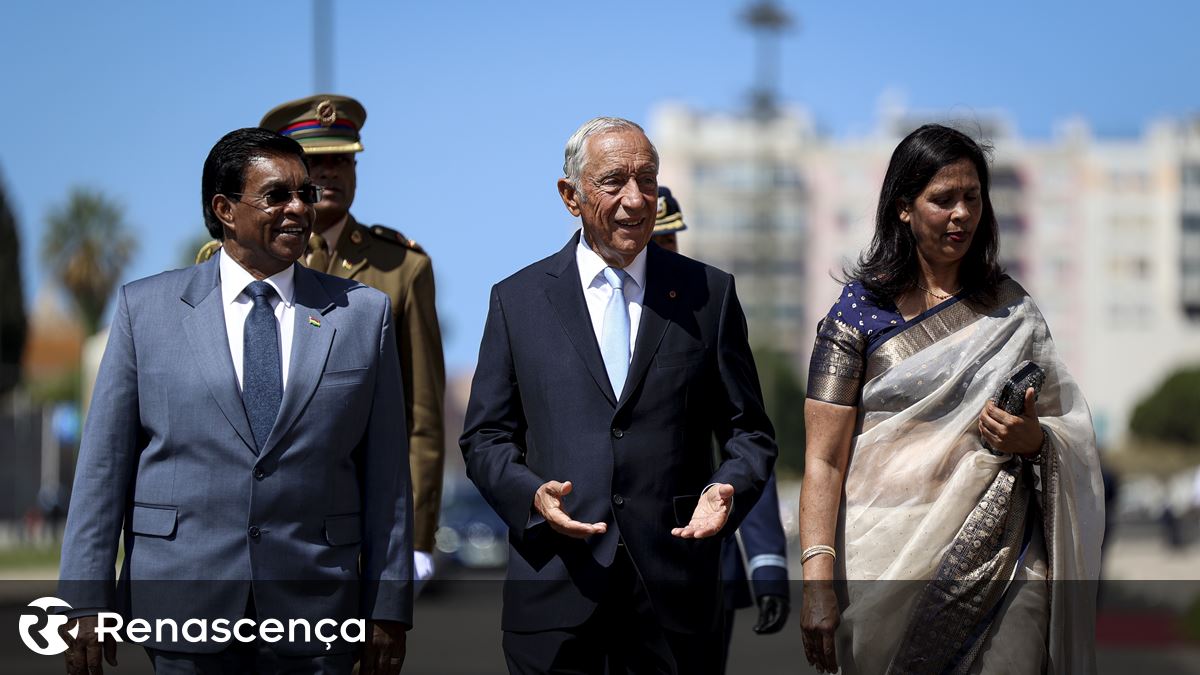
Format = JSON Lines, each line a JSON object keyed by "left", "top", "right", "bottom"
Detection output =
{"left": 801, "top": 545, "right": 836, "bottom": 564}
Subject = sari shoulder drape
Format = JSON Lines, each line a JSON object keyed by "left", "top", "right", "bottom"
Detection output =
{"left": 808, "top": 279, "right": 1027, "bottom": 405}
{"left": 864, "top": 279, "right": 1026, "bottom": 382}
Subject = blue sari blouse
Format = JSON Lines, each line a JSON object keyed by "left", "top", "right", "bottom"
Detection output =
{"left": 806, "top": 280, "right": 962, "bottom": 406}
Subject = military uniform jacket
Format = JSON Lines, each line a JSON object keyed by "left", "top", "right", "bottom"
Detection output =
{"left": 307, "top": 215, "right": 446, "bottom": 553}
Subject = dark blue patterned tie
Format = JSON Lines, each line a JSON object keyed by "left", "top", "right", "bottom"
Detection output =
{"left": 243, "top": 281, "right": 281, "bottom": 451}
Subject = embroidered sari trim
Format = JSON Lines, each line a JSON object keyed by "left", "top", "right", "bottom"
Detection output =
{"left": 886, "top": 460, "right": 1033, "bottom": 674}
{"left": 865, "top": 281, "right": 1026, "bottom": 382}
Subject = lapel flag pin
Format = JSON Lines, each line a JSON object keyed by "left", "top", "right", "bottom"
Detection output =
{"left": 308, "top": 316, "right": 321, "bottom": 328}
{"left": 668, "top": 290, "right": 677, "bottom": 299}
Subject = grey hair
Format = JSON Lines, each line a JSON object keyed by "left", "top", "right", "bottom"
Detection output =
{"left": 562, "top": 117, "right": 659, "bottom": 191}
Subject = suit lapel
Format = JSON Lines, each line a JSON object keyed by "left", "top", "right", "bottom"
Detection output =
{"left": 620, "top": 245, "right": 671, "bottom": 407}
{"left": 260, "top": 264, "right": 336, "bottom": 459}
{"left": 180, "top": 258, "right": 257, "bottom": 455}
{"left": 544, "top": 233, "right": 618, "bottom": 406}
{"left": 330, "top": 216, "right": 370, "bottom": 279}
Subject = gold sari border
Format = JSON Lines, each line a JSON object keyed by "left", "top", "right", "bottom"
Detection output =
{"left": 887, "top": 460, "right": 1032, "bottom": 674}
{"left": 1040, "top": 431, "right": 1058, "bottom": 581}
{"left": 864, "top": 280, "right": 1026, "bottom": 382}
{"left": 807, "top": 317, "right": 866, "bottom": 406}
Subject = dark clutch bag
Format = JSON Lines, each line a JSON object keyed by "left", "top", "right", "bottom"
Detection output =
{"left": 984, "top": 360, "right": 1045, "bottom": 454}
{"left": 993, "top": 360, "right": 1045, "bottom": 415}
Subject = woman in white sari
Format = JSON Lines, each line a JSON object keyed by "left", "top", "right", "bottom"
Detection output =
{"left": 798, "top": 125, "right": 1104, "bottom": 674}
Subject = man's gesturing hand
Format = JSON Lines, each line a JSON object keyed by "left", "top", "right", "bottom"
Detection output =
{"left": 360, "top": 620, "right": 407, "bottom": 675}
{"left": 671, "top": 483, "right": 734, "bottom": 538}
{"left": 534, "top": 480, "right": 608, "bottom": 539}
{"left": 62, "top": 615, "right": 117, "bottom": 675}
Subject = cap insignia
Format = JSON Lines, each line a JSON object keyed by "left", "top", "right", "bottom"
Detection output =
{"left": 315, "top": 99, "right": 337, "bottom": 127}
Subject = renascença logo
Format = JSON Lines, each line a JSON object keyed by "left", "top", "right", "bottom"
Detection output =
{"left": 18, "top": 596, "right": 367, "bottom": 655}
{"left": 19, "top": 597, "right": 78, "bottom": 656}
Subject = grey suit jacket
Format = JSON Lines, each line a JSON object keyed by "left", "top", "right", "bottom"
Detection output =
{"left": 59, "top": 256, "right": 413, "bottom": 655}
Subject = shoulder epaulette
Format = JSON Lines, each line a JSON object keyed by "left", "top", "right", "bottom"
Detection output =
{"left": 368, "top": 224, "right": 424, "bottom": 253}
{"left": 195, "top": 239, "right": 222, "bottom": 264}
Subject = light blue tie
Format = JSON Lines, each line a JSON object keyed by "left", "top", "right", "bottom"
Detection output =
{"left": 601, "top": 267, "right": 630, "bottom": 397}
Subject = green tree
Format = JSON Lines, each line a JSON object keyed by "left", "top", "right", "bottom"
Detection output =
{"left": 754, "top": 348, "right": 806, "bottom": 475}
{"left": 0, "top": 167, "right": 27, "bottom": 394}
{"left": 1129, "top": 365, "right": 1200, "bottom": 448}
{"left": 41, "top": 188, "right": 136, "bottom": 335}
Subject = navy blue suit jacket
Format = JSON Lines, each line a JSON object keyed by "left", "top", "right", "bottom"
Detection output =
{"left": 460, "top": 233, "right": 777, "bottom": 634}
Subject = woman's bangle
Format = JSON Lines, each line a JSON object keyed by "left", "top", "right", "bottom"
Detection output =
{"left": 801, "top": 545, "right": 836, "bottom": 564}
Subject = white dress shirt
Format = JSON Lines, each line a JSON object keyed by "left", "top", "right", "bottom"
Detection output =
{"left": 575, "top": 233, "right": 647, "bottom": 361}
{"left": 576, "top": 236, "right": 725, "bottom": 505}
{"left": 218, "top": 250, "right": 296, "bottom": 391}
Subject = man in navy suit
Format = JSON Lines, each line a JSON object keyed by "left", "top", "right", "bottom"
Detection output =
{"left": 460, "top": 117, "right": 777, "bottom": 674}
{"left": 58, "top": 128, "right": 412, "bottom": 675}
{"left": 650, "top": 186, "right": 790, "bottom": 671}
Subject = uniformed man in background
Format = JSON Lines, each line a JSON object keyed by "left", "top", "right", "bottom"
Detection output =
{"left": 654, "top": 186, "right": 790, "bottom": 673}
{"left": 268, "top": 95, "right": 446, "bottom": 587}
{"left": 199, "top": 95, "right": 447, "bottom": 586}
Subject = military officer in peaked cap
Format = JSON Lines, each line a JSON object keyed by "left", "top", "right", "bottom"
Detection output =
{"left": 653, "top": 186, "right": 791, "bottom": 673}
{"left": 260, "top": 94, "right": 447, "bottom": 586}
{"left": 650, "top": 185, "right": 688, "bottom": 252}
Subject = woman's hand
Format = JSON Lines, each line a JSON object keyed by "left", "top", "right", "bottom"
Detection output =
{"left": 800, "top": 579, "right": 840, "bottom": 674}
{"left": 978, "top": 387, "right": 1044, "bottom": 456}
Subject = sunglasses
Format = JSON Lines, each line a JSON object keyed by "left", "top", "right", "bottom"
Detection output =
{"left": 228, "top": 184, "right": 323, "bottom": 210}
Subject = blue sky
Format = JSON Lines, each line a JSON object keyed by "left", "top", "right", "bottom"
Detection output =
{"left": 3, "top": 1, "right": 1197, "bottom": 370}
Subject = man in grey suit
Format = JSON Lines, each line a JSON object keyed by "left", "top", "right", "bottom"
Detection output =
{"left": 58, "top": 128, "right": 412, "bottom": 675}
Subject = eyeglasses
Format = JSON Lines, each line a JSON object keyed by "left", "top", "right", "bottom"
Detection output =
{"left": 227, "top": 185, "right": 323, "bottom": 211}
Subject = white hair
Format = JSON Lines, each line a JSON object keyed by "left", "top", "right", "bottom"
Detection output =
{"left": 562, "top": 117, "right": 659, "bottom": 193}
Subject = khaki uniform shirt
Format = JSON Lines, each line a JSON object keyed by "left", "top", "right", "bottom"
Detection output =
{"left": 312, "top": 215, "right": 446, "bottom": 553}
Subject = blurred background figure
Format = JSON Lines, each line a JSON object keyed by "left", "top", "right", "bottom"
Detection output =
{"left": 654, "top": 185, "right": 790, "bottom": 672}
{"left": 650, "top": 186, "right": 687, "bottom": 253}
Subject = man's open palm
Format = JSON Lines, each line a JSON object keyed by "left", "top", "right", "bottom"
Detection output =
{"left": 671, "top": 483, "right": 734, "bottom": 538}
{"left": 534, "top": 480, "right": 607, "bottom": 538}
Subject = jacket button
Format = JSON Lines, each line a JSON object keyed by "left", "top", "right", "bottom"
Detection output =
{"left": 248, "top": 526, "right": 261, "bottom": 538}
{"left": 612, "top": 494, "right": 624, "bottom": 506}
{"left": 253, "top": 468, "right": 265, "bottom": 480}
{"left": 611, "top": 428, "right": 624, "bottom": 439}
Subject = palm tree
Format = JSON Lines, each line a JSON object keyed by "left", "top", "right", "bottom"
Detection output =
{"left": 0, "top": 167, "right": 27, "bottom": 394}
{"left": 42, "top": 188, "right": 136, "bottom": 335}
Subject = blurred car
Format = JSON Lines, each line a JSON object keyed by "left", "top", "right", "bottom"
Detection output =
{"left": 434, "top": 479, "right": 508, "bottom": 570}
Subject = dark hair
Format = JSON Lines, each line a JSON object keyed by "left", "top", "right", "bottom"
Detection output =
{"left": 845, "top": 123, "right": 1003, "bottom": 305}
{"left": 201, "top": 128, "right": 308, "bottom": 239}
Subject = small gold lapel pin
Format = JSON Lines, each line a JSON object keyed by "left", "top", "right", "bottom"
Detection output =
{"left": 341, "top": 259, "right": 353, "bottom": 270}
